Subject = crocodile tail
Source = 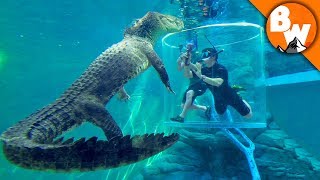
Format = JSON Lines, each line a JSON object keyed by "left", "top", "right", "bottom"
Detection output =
{"left": 2, "top": 133, "right": 179, "bottom": 171}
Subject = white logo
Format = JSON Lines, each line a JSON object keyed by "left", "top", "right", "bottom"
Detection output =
{"left": 270, "top": 5, "right": 310, "bottom": 49}
{"left": 266, "top": 3, "right": 317, "bottom": 53}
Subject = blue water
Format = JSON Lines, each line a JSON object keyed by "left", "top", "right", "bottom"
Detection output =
{"left": 0, "top": 0, "right": 317, "bottom": 179}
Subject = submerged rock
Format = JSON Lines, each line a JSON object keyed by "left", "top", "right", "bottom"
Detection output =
{"left": 141, "top": 120, "right": 320, "bottom": 179}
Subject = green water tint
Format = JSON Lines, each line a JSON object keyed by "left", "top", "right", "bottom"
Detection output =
{"left": 0, "top": 8, "right": 268, "bottom": 180}
{"left": 113, "top": 70, "right": 173, "bottom": 180}
{"left": 0, "top": 51, "right": 7, "bottom": 71}
{"left": 0, "top": 24, "right": 266, "bottom": 180}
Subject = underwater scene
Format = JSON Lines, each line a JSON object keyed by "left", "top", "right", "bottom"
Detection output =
{"left": 0, "top": 0, "right": 319, "bottom": 179}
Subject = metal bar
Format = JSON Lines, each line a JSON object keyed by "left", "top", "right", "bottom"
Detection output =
{"left": 221, "top": 128, "right": 261, "bottom": 180}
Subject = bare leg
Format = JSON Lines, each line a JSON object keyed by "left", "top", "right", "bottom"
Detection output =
{"left": 243, "top": 100, "right": 252, "bottom": 119}
{"left": 179, "top": 90, "right": 194, "bottom": 118}
{"left": 190, "top": 104, "right": 207, "bottom": 111}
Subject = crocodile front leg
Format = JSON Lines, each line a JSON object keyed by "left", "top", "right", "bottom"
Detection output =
{"left": 145, "top": 50, "right": 175, "bottom": 94}
{"left": 117, "top": 86, "right": 130, "bottom": 101}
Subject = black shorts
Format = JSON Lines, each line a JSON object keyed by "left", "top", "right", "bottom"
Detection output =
{"left": 214, "top": 90, "right": 250, "bottom": 116}
{"left": 182, "top": 82, "right": 207, "bottom": 104}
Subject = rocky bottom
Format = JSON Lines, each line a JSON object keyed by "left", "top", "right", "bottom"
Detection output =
{"left": 141, "top": 118, "right": 320, "bottom": 179}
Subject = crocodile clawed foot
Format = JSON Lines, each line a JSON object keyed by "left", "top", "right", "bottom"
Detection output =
{"left": 117, "top": 87, "right": 130, "bottom": 102}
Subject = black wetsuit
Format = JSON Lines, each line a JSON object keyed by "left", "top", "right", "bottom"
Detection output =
{"left": 181, "top": 72, "right": 207, "bottom": 103}
{"left": 182, "top": 62, "right": 250, "bottom": 116}
{"left": 206, "top": 63, "right": 250, "bottom": 116}
{"left": 181, "top": 63, "right": 220, "bottom": 103}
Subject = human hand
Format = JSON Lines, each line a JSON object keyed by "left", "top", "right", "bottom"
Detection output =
{"left": 194, "top": 62, "right": 202, "bottom": 78}
{"left": 179, "top": 52, "right": 188, "bottom": 60}
{"left": 177, "top": 56, "right": 185, "bottom": 70}
{"left": 179, "top": 52, "right": 190, "bottom": 65}
{"left": 177, "top": 53, "right": 185, "bottom": 63}
{"left": 195, "top": 62, "right": 202, "bottom": 73}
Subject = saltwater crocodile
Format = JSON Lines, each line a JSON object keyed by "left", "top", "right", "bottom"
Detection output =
{"left": 0, "top": 12, "right": 184, "bottom": 171}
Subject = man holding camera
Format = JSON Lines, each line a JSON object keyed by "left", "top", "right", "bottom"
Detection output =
{"left": 171, "top": 43, "right": 212, "bottom": 123}
{"left": 171, "top": 45, "right": 252, "bottom": 123}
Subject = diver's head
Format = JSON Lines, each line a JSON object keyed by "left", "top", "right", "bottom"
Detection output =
{"left": 124, "top": 12, "right": 184, "bottom": 44}
{"left": 201, "top": 47, "right": 223, "bottom": 62}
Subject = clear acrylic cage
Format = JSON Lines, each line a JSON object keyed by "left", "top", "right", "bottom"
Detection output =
{"left": 161, "top": 23, "right": 266, "bottom": 128}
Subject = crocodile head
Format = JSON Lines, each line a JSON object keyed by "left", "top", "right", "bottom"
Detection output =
{"left": 125, "top": 12, "right": 184, "bottom": 44}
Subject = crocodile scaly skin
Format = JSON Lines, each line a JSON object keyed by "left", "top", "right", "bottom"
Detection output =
{"left": 1, "top": 12, "right": 184, "bottom": 171}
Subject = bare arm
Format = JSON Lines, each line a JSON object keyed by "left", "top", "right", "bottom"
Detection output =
{"left": 202, "top": 76, "right": 224, "bottom": 87}
{"left": 177, "top": 52, "right": 193, "bottom": 78}
{"left": 177, "top": 56, "right": 184, "bottom": 71}
{"left": 188, "top": 63, "right": 199, "bottom": 75}
{"left": 183, "top": 65, "right": 193, "bottom": 78}
{"left": 190, "top": 62, "right": 225, "bottom": 87}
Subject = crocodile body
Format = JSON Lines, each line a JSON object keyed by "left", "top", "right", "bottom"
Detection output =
{"left": 1, "top": 12, "right": 184, "bottom": 171}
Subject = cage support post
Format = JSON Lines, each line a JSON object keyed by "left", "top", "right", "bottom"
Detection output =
{"left": 221, "top": 128, "right": 261, "bottom": 180}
